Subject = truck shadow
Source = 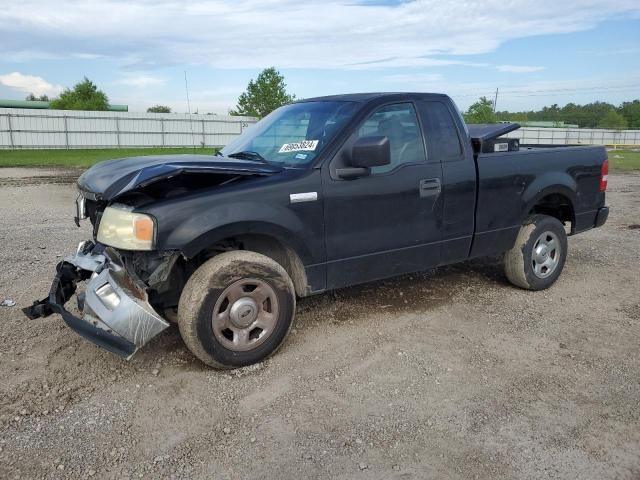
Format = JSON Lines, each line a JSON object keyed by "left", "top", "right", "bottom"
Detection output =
{"left": 145, "top": 256, "right": 508, "bottom": 369}
{"left": 297, "top": 256, "right": 506, "bottom": 325}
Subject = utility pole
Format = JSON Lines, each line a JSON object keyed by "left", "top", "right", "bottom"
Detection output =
{"left": 184, "top": 70, "right": 196, "bottom": 148}
{"left": 493, "top": 87, "right": 499, "bottom": 112}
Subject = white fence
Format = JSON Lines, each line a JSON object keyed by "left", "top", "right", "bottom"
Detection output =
{"left": 0, "top": 108, "right": 258, "bottom": 149}
{"left": 1, "top": 108, "right": 639, "bottom": 149}
{"left": 504, "top": 127, "right": 640, "bottom": 146}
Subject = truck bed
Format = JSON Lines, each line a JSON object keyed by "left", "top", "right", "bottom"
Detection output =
{"left": 471, "top": 143, "right": 607, "bottom": 257}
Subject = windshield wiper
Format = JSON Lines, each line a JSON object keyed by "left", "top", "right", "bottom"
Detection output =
{"left": 226, "top": 151, "right": 269, "bottom": 164}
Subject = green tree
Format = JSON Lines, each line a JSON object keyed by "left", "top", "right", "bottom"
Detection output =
{"left": 510, "top": 112, "right": 529, "bottom": 126}
{"left": 25, "top": 93, "right": 49, "bottom": 101}
{"left": 562, "top": 101, "right": 614, "bottom": 128}
{"left": 230, "top": 67, "right": 295, "bottom": 118}
{"left": 620, "top": 100, "right": 640, "bottom": 129}
{"left": 464, "top": 97, "right": 497, "bottom": 124}
{"left": 597, "top": 109, "right": 628, "bottom": 129}
{"left": 147, "top": 105, "right": 172, "bottom": 113}
{"left": 49, "top": 77, "right": 109, "bottom": 111}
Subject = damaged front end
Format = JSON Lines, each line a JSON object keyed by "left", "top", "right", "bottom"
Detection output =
{"left": 23, "top": 153, "right": 280, "bottom": 359}
{"left": 23, "top": 241, "right": 170, "bottom": 358}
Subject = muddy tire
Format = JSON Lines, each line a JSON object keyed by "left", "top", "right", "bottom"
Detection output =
{"left": 178, "top": 251, "right": 296, "bottom": 369}
{"left": 504, "top": 214, "right": 568, "bottom": 290}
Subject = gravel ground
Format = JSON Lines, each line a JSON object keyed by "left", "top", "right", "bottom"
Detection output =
{"left": 0, "top": 168, "right": 639, "bottom": 480}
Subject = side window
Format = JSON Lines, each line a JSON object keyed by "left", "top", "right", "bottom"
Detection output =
{"left": 355, "top": 103, "right": 426, "bottom": 174}
{"left": 421, "top": 101, "right": 463, "bottom": 162}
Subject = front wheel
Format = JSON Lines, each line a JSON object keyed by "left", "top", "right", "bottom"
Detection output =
{"left": 504, "top": 214, "right": 568, "bottom": 290}
{"left": 178, "top": 251, "right": 296, "bottom": 369}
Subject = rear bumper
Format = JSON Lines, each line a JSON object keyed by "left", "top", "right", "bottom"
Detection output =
{"left": 23, "top": 242, "right": 169, "bottom": 359}
{"left": 594, "top": 206, "right": 609, "bottom": 228}
{"left": 575, "top": 206, "right": 610, "bottom": 233}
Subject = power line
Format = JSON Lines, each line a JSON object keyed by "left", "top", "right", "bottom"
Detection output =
{"left": 500, "top": 84, "right": 638, "bottom": 95}
{"left": 451, "top": 83, "right": 639, "bottom": 99}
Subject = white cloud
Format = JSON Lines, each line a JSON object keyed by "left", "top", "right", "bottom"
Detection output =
{"left": 381, "top": 73, "right": 445, "bottom": 84}
{"left": 497, "top": 65, "right": 546, "bottom": 73}
{"left": 118, "top": 74, "right": 165, "bottom": 88}
{"left": 0, "top": 72, "right": 63, "bottom": 96}
{"left": 0, "top": 0, "right": 638, "bottom": 69}
{"left": 345, "top": 58, "right": 465, "bottom": 70}
{"left": 72, "top": 53, "right": 105, "bottom": 60}
{"left": 1, "top": 50, "right": 63, "bottom": 62}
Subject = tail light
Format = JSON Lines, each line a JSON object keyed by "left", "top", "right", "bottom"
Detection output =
{"left": 599, "top": 159, "right": 608, "bottom": 192}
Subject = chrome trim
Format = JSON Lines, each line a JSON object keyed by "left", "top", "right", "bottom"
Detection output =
{"left": 75, "top": 193, "right": 87, "bottom": 221}
{"left": 83, "top": 269, "right": 169, "bottom": 349}
{"left": 65, "top": 247, "right": 169, "bottom": 355}
{"left": 289, "top": 192, "right": 318, "bottom": 203}
{"left": 66, "top": 248, "right": 105, "bottom": 273}
{"left": 78, "top": 188, "right": 99, "bottom": 201}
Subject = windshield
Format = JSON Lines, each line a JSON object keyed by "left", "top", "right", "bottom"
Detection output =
{"left": 221, "top": 101, "right": 359, "bottom": 166}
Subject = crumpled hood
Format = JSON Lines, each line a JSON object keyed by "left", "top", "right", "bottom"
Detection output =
{"left": 77, "top": 154, "right": 283, "bottom": 200}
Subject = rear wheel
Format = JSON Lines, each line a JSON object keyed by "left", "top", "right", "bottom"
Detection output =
{"left": 504, "top": 214, "right": 568, "bottom": 290}
{"left": 178, "top": 251, "right": 296, "bottom": 368}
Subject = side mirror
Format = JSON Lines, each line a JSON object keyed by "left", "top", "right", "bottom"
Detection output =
{"left": 352, "top": 136, "right": 391, "bottom": 168}
{"left": 336, "top": 136, "right": 391, "bottom": 179}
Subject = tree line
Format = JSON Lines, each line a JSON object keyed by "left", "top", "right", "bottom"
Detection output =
{"left": 464, "top": 96, "right": 639, "bottom": 129}
{"left": 23, "top": 72, "right": 639, "bottom": 130}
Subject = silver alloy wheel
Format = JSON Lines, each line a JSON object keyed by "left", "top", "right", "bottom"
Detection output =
{"left": 212, "top": 278, "right": 279, "bottom": 352}
{"left": 531, "top": 231, "right": 561, "bottom": 279}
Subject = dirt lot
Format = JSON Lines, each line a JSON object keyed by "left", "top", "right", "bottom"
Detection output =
{"left": 0, "top": 168, "right": 639, "bottom": 480}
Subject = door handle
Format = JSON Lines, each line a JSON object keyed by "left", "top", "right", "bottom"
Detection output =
{"left": 419, "top": 178, "right": 441, "bottom": 197}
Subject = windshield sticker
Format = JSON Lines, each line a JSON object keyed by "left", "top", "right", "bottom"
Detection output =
{"left": 279, "top": 140, "right": 319, "bottom": 153}
{"left": 295, "top": 153, "right": 308, "bottom": 160}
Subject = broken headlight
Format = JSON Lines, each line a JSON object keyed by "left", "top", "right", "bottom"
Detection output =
{"left": 97, "top": 205, "right": 155, "bottom": 251}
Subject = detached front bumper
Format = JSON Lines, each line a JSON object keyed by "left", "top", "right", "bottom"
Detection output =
{"left": 23, "top": 242, "right": 169, "bottom": 359}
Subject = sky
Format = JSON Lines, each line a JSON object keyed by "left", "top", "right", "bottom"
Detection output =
{"left": 0, "top": 0, "right": 639, "bottom": 114}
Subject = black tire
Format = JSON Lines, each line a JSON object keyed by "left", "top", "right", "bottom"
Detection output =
{"left": 504, "top": 214, "right": 568, "bottom": 290}
{"left": 178, "top": 251, "right": 296, "bottom": 369}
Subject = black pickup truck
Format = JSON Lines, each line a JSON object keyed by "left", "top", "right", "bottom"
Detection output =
{"left": 25, "top": 93, "right": 609, "bottom": 368}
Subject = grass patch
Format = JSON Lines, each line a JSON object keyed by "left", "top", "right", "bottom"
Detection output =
{"left": 2, "top": 146, "right": 638, "bottom": 172}
{"left": 607, "top": 149, "right": 640, "bottom": 171}
{"left": 0, "top": 147, "right": 218, "bottom": 168}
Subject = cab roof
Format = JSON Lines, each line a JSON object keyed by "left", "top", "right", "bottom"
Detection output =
{"left": 297, "top": 92, "right": 449, "bottom": 103}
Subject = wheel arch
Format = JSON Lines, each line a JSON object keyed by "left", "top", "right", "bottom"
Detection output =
{"left": 523, "top": 184, "right": 577, "bottom": 233}
{"left": 183, "top": 223, "right": 311, "bottom": 297}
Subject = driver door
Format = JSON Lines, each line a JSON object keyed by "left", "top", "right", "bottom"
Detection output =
{"left": 321, "top": 102, "right": 444, "bottom": 289}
